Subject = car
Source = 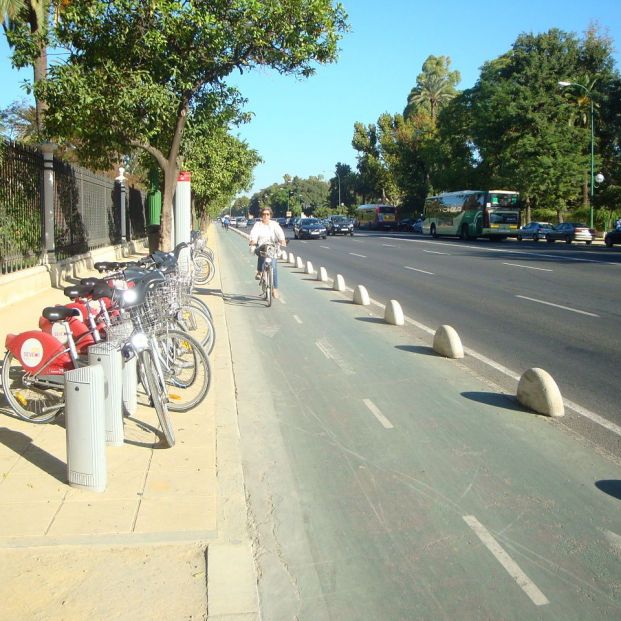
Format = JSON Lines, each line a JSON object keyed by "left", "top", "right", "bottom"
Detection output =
{"left": 293, "top": 217, "right": 327, "bottom": 240}
{"left": 412, "top": 218, "right": 423, "bottom": 234}
{"left": 397, "top": 218, "right": 416, "bottom": 231}
{"left": 516, "top": 221, "right": 555, "bottom": 242}
{"left": 545, "top": 222, "right": 593, "bottom": 244}
{"left": 276, "top": 217, "right": 288, "bottom": 227}
{"left": 235, "top": 217, "right": 248, "bottom": 228}
{"left": 326, "top": 215, "right": 354, "bottom": 236}
{"left": 604, "top": 227, "right": 621, "bottom": 247}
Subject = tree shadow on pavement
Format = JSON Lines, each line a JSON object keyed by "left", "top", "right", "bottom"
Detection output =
{"left": 0, "top": 427, "right": 66, "bottom": 482}
{"left": 461, "top": 391, "right": 529, "bottom": 413}
{"left": 595, "top": 480, "right": 621, "bottom": 500}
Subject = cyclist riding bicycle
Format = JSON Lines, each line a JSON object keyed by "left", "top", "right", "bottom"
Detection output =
{"left": 249, "top": 208, "right": 287, "bottom": 298}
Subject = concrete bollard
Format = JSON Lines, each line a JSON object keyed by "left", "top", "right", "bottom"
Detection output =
{"left": 433, "top": 325, "right": 464, "bottom": 358}
{"left": 317, "top": 266, "right": 328, "bottom": 282}
{"left": 384, "top": 299, "right": 404, "bottom": 325}
{"left": 305, "top": 260, "right": 314, "bottom": 275}
{"left": 288, "top": 252, "right": 295, "bottom": 264}
{"left": 517, "top": 368, "right": 564, "bottom": 417}
{"left": 333, "top": 274, "right": 346, "bottom": 291}
{"left": 353, "top": 284, "right": 370, "bottom": 305}
{"left": 296, "top": 257, "right": 304, "bottom": 269}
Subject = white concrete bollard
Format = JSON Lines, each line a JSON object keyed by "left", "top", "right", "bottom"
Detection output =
{"left": 288, "top": 252, "right": 295, "bottom": 264}
{"left": 296, "top": 257, "right": 304, "bottom": 269}
{"left": 433, "top": 325, "right": 464, "bottom": 359}
{"left": 353, "top": 285, "right": 370, "bottom": 305}
{"left": 384, "top": 299, "right": 404, "bottom": 325}
{"left": 305, "top": 260, "right": 314, "bottom": 275}
{"left": 317, "top": 266, "right": 328, "bottom": 282}
{"left": 333, "top": 274, "right": 346, "bottom": 291}
{"left": 517, "top": 368, "right": 564, "bottom": 417}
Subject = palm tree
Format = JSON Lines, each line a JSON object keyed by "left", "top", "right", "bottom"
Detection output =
{"left": 406, "top": 73, "right": 456, "bottom": 124}
{"left": 1, "top": 0, "right": 50, "bottom": 134}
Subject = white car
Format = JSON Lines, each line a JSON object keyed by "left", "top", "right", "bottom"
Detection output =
{"left": 236, "top": 217, "right": 248, "bottom": 228}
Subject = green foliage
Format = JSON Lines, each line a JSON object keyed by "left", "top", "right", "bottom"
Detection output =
{"left": 27, "top": 0, "right": 348, "bottom": 248}
{"left": 247, "top": 175, "right": 329, "bottom": 217}
{"left": 345, "top": 26, "right": 620, "bottom": 221}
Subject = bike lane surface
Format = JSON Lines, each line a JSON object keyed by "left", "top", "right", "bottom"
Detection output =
{"left": 218, "top": 226, "right": 621, "bottom": 621}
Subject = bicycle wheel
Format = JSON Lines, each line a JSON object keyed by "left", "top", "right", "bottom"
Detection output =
{"left": 266, "top": 266, "right": 273, "bottom": 307}
{"left": 153, "top": 329, "right": 211, "bottom": 412}
{"left": 175, "top": 304, "right": 215, "bottom": 355}
{"left": 1, "top": 350, "right": 64, "bottom": 423}
{"left": 193, "top": 254, "right": 215, "bottom": 285}
{"left": 187, "top": 295, "right": 214, "bottom": 324}
{"left": 138, "top": 349, "right": 175, "bottom": 447}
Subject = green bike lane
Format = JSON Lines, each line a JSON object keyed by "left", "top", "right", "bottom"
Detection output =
{"left": 218, "top": 228, "right": 621, "bottom": 620}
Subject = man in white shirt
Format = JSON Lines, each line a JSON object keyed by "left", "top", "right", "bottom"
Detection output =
{"left": 248, "top": 208, "right": 287, "bottom": 298}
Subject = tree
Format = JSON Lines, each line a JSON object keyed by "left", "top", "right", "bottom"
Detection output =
{"left": 404, "top": 55, "right": 460, "bottom": 125}
{"left": 1, "top": 0, "right": 51, "bottom": 133}
{"left": 0, "top": 99, "right": 37, "bottom": 141}
{"left": 466, "top": 28, "right": 616, "bottom": 222}
{"left": 36, "top": 0, "right": 348, "bottom": 250}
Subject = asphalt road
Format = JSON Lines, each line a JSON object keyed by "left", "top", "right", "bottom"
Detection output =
{"left": 216, "top": 227, "right": 621, "bottom": 621}
{"left": 284, "top": 230, "right": 621, "bottom": 437}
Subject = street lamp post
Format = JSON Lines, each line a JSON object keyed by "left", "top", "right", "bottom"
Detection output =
{"left": 558, "top": 81, "right": 596, "bottom": 229}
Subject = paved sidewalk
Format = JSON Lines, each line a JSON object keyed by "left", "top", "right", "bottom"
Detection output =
{"left": 0, "top": 229, "right": 258, "bottom": 620}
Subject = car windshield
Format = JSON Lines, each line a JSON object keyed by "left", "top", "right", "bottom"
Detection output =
{"left": 301, "top": 218, "right": 320, "bottom": 225}
{"left": 333, "top": 216, "right": 348, "bottom": 223}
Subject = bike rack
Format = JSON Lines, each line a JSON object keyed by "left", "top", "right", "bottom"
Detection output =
{"left": 88, "top": 343, "right": 124, "bottom": 446}
{"left": 65, "top": 365, "right": 107, "bottom": 492}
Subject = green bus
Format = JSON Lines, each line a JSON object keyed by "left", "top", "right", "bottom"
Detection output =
{"left": 422, "top": 190, "right": 521, "bottom": 240}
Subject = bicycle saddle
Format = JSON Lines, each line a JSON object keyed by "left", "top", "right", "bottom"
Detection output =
{"left": 42, "top": 306, "right": 81, "bottom": 322}
{"left": 63, "top": 284, "right": 94, "bottom": 300}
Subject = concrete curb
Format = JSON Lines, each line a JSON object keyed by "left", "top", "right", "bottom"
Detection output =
{"left": 353, "top": 284, "right": 370, "bottom": 305}
{"left": 517, "top": 368, "right": 565, "bottom": 417}
{"left": 432, "top": 325, "right": 464, "bottom": 359}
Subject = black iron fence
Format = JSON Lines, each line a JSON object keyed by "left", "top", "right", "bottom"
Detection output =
{"left": 0, "top": 140, "right": 44, "bottom": 273}
{"left": 0, "top": 139, "right": 147, "bottom": 274}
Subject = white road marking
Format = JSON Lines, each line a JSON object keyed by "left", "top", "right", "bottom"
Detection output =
{"left": 315, "top": 339, "right": 355, "bottom": 375}
{"left": 382, "top": 243, "right": 397, "bottom": 247}
{"left": 349, "top": 253, "right": 367, "bottom": 258}
{"left": 423, "top": 250, "right": 450, "bottom": 255}
{"left": 503, "top": 262, "right": 553, "bottom": 272}
{"left": 463, "top": 515, "right": 549, "bottom": 606}
{"left": 349, "top": 294, "right": 621, "bottom": 437}
{"left": 404, "top": 266, "right": 434, "bottom": 275}
{"left": 379, "top": 236, "right": 621, "bottom": 266}
{"left": 320, "top": 245, "right": 330, "bottom": 249}
{"left": 363, "top": 398, "right": 394, "bottom": 429}
{"left": 516, "top": 295, "right": 599, "bottom": 317}
{"left": 293, "top": 315, "right": 303, "bottom": 324}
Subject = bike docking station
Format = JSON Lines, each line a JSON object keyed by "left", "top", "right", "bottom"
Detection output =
{"left": 64, "top": 342, "right": 129, "bottom": 492}
{"left": 64, "top": 364, "right": 107, "bottom": 492}
{"left": 88, "top": 342, "right": 125, "bottom": 446}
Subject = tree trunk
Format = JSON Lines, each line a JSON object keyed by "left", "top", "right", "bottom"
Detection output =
{"left": 158, "top": 163, "right": 178, "bottom": 251}
{"left": 33, "top": 45, "right": 48, "bottom": 133}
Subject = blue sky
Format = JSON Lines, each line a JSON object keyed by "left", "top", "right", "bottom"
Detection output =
{"left": 2, "top": 1, "right": 621, "bottom": 196}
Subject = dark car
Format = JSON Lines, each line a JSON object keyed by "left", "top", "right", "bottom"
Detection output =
{"left": 516, "top": 221, "right": 554, "bottom": 242}
{"left": 604, "top": 227, "right": 621, "bottom": 247}
{"left": 545, "top": 222, "right": 593, "bottom": 245}
{"left": 276, "top": 217, "right": 288, "bottom": 228}
{"left": 397, "top": 217, "right": 423, "bottom": 233}
{"left": 293, "top": 218, "right": 327, "bottom": 240}
{"left": 326, "top": 215, "right": 354, "bottom": 236}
